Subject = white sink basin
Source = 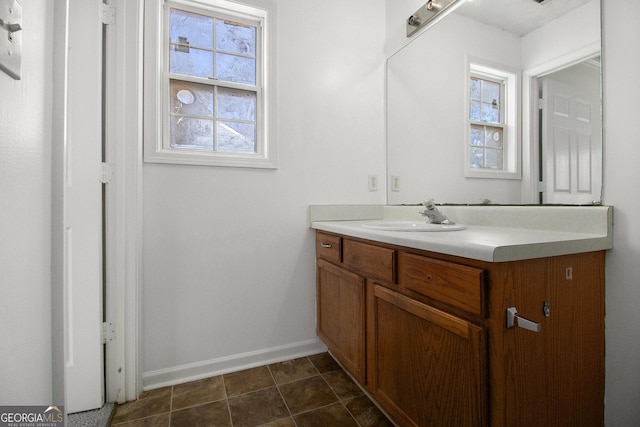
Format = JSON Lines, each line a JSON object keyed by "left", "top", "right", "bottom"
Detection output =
{"left": 362, "top": 221, "right": 466, "bottom": 232}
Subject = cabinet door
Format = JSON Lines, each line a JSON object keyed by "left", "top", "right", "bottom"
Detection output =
{"left": 317, "top": 259, "right": 366, "bottom": 383}
{"left": 369, "top": 284, "right": 488, "bottom": 427}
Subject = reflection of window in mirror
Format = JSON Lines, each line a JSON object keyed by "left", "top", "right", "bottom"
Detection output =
{"left": 469, "top": 76, "right": 504, "bottom": 169}
{"left": 465, "top": 59, "right": 521, "bottom": 180}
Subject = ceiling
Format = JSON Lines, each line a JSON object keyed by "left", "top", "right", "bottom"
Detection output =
{"left": 454, "top": 0, "right": 594, "bottom": 36}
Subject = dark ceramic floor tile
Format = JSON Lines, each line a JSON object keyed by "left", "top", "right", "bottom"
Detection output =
{"left": 269, "top": 357, "right": 319, "bottom": 384}
{"left": 224, "top": 365, "right": 275, "bottom": 397}
{"left": 323, "top": 370, "right": 363, "bottom": 401}
{"left": 170, "top": 400, "right": 231, "bottom": 427}
{"left": 257, "top": 417, "right": 296, "bottom": 427}
{"left": 278, "top": 376, "right": 338, "bottom": 414}
{"left": 308, "top": 352, "right": 341, "bottom": 374}
{"left": 111, "top": 387, "right": 172, "bottom": 424}
{"left": 171, "top": 376, "right": 225, "bottom": 410}
{"left": 294, "top": 403, "right": 359, "bottom": 427}
{"left": 258, "top": 417, "right": 296, "bottom": 427}
{"left": 110, "top": 412, "right": 170, "bottom": 427}
{"left": 228, "top": 386, "right": 290, "bottom": 427}
{"left": 345, "top": 395, "right": 395, "bottom": 427}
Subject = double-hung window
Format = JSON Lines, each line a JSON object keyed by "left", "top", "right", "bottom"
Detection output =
{"left": 145, "top": 0, "right": 277, "bottom": 168}
{"left": 465, "top": 59, "right": 520, "bottom": 179}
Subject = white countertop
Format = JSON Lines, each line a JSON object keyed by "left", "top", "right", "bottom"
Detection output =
{"left": 310, "top": 205, "right": 613, "bottom": 263}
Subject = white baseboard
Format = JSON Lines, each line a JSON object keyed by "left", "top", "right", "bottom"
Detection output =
{"left": 142, "top": 338, "right": 327, "bottom": 391}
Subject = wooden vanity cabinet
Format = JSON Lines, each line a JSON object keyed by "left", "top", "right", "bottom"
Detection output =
{"left": 315, "top": 231, "right": 605, "bottom": 427}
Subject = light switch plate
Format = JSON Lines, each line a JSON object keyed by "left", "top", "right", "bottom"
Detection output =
{"left": 0, "top": 0, "right": 22, "bottom": 80}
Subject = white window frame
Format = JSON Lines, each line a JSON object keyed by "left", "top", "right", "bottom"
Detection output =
{"left": 465, "top": 58, "right": 521, "bottom": 179}
{"left": 144, "top": 0, "right": 277, "bottom": 168}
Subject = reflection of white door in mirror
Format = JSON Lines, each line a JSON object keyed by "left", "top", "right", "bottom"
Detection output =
{"left": 539, "top": 62, "right": 602, "bottom": 205}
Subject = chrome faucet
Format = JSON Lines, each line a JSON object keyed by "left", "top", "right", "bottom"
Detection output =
{"left": 419, "top": 199, "right": 455, "bottom": 224}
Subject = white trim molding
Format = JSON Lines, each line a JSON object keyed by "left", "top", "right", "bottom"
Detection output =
{"left": 142, "top": 339, "right": 327, "bottom": 390}
{"left": 104, "top": 0, "right": 144, "bottom": 403}
{"left": 520, "top": 42, "right": 601, "bottom": 204}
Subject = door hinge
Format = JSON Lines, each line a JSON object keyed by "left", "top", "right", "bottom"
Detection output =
{"left": 100, "top": 162, "right": 114, "bottom": 184}
{"left": 102, "top": 4, "right": 116, "bottom": 25}
{"left": 537, "top": 98, "right": 545, "bottom": 110}
{"left": 537, "top": 181, "right": 546, "bottom": 192}
{"left": 102, "top": 321, "right": 116, "bottom": 344}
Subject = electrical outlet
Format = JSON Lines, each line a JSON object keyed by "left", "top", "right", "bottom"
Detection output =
{"left": 391, "top": 176, "right": 400, "bottom": 192}
{"left": 368, "top": 175, "right": 378, "bottom": 191}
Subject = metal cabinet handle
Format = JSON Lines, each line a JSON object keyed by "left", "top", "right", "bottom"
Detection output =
{"left": 506, "top": 307, "right": 541, "bottom": 333}
{"left": 320, "top": 243, "right": 332, "bottom": 249}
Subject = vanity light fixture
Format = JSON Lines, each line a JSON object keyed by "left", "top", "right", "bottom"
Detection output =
{"left": 406, "top": 0, "right": 462, "bottom": 37}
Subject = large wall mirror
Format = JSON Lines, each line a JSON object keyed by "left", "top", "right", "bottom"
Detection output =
{"left": 386, "top": 0, "right": 602, "bottom": 205}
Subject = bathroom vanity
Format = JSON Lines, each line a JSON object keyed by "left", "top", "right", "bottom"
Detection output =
{"left": 311, "top": 205, "right": 612, "bottom": 427}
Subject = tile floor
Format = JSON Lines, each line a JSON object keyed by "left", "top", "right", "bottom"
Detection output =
{"left": 110, "top": 353, "right": 395, "bottom": 427}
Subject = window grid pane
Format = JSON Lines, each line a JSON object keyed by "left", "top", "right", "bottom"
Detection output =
{"left": 170, "top": 80, "right": 214, "bottom": 118}
{"left": 170, "top": 47, "right": 214, "bottom": 79}
{"left": 169, "top": 77, "right": 258, "bottom": 153}
{"left": 469, "top": 77, "right": 502, "bottom": 125}
{"left": 168, "top": 7, "right": 260, "bottom": 154}
{"left": 470, "top": 124, "right": 504, "bottom": 170}
{"left": 170, "top": 9, "right": 214, "bottom": 49}
{"left": 469, "top": 75, "right": 505, "bottom": 171}
{"left": 170, "top": 116, "right": 214, "bottom": 150}
{"left": 170, "top": 9, "right": 257, "bottom": 84}
{"left": 216, "top": 19, "right": 256, "bottom": 56}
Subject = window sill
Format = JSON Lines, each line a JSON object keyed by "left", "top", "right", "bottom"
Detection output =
{"left": 464, "top": 169, "right": 521, "bottom": 180}
{"left": 144, "top": 147, "right": 278, "bottom": 169}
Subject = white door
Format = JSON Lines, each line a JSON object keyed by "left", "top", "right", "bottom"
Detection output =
{"left": 541, "top": 72, "right": 602, "bottom": 204}
{"left": 64, "top": 0, "right": 105, "bottom": 414}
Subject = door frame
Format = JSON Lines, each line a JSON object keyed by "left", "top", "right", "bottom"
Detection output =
{"left": 520, "top": 42, "right": 601, "bottom": 204}
{"left": 102, "top": 0, "right": 144, "bottom": 403}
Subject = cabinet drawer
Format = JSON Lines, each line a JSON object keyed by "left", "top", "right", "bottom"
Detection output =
{"left": 316, "top": 232, "right": 342, "bottom": 263}
{"left": 343, "top": 239, "right": 396, "bottom": 283}
{"left": 399, "top": 253, "right": 486, "bottom": 316}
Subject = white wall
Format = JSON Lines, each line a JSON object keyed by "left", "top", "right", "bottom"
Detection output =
{"left": 602, "top": 1, "right": 640, "bottom": 425}
{"left": 142, "top": 0, "right": 386, "bottom": 386}
{"left": 0, "top": 0, "right": 54, "bottom": 405}
{"left": 520, "top": 0, "right": 600, "bottom": 71}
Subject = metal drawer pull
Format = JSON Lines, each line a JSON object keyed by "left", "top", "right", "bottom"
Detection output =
{"left": 506, "top": 307, "right": 541, "bottom": 333}
{"left": 320, "top": 243, "right": 332, "bottom": 248}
